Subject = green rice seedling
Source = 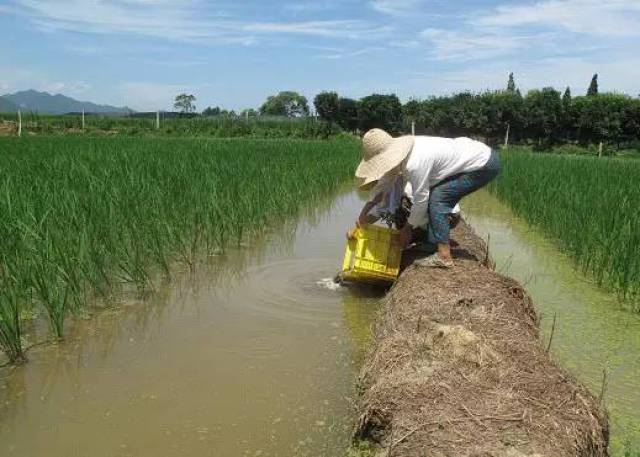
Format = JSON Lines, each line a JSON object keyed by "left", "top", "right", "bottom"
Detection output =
{"left": 491, "top": 151, "right": 640, "bottom": 309}
{"left": 0, "top": 136, "right": 359, "bottom": 361}
{"left": 0, "top": 260, "right": 26, "bottom": 363}
{"left": 31, "top": 255, "right": 72, "bottom": 339}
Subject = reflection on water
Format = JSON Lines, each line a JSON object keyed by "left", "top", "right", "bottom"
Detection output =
{"left": 463, "top": 190, "right": 640, "bottom": 452}
{"left": 0, "top": 190, "right": 382, "bottom": 457}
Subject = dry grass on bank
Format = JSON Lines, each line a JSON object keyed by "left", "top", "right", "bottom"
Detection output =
{"left": 354, "top": 223, "right": 608, "bottom": 457}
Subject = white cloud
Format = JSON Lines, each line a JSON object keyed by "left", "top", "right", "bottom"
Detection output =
{"left": 419, "top": 0, "right": 640, "bottom": 62}
{"left": 371, "top": 0, "right": 425, "bottom": 15}
{"left": 0, "top": 64, "right": 92, "bottom": 97}
{"left": 477, "top": 0, "right": 640, "bottom": 37}
{"left": 399, "top": 54, "right": 640, "bottom": 98}
{"left": 421, "top": 28, "right": 549, "bottom": 61}
{"left": 41, "top": 80, "right": 91, "bottom": 95}
{"left": 11, "top": 0, "right": 386, "bottom": 43}
{"left": 117, "top": 82, "right": 199, "bottom": 111}
{"left": 244, "top": 21, "right": 390, "bottom": 39}
{"left": 316, "top": 46, "right": 385, "bottom": 59}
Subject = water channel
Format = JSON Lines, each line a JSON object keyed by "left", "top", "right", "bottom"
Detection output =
{"left": 0, "top": 190, "right": 381, "bottom": 457}
{"left": 0, "top": 188, "right": 637, "bottom": 455}
{"left": 464, "top": 190, "right": 640, "bottom": 453}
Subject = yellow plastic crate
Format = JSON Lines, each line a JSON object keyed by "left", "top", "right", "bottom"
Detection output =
{"left": 341, "top": 225, "right": 402, "bottom": 284}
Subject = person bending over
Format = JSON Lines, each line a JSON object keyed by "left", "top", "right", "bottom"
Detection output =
{"left": 353, "top": 129, "right": 500, "bottom": 268}
{"left": 351, "top": 175, "right": 460, "bottom": 248}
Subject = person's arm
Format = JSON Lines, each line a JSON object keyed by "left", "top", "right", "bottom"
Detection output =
{"left": 399, "top": 160, "right": 433, "bottom": 247}
{"left": 406, "top": 165, "right": 433, "bottom": 228}
{"left": 347, "top": 187, "right": 384, "bottom": 239}
{"left": 357, "top": 191, "right": 384, "bottom": 227}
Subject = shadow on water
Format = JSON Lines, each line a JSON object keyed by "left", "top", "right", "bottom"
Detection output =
{"left": 0, "top": 188, "right": 386, "bottom": 457}
{"left": 463, "top": 189, "right": 640, "bottom": 454}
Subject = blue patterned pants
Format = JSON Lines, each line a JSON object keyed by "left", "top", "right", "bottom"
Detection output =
{"left": 426, "top": 150, "right": 501, "bottom": 244}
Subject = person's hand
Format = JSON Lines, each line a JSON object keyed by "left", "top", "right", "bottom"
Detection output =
{"left": 357, "top": 214, "right": 369, "bottom": 228}
{"left": 398, "top": 224, "right": 413, "bottom": 249}
{"left": 346, "top": 226, "right": 359, "bottom": 240}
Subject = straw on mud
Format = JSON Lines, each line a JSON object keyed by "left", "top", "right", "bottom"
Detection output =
{"left": 546, "top": 312, "right": 557, "bottom": 353}
{"left": 355, "top": 222, "right": 608, "bottom": 456}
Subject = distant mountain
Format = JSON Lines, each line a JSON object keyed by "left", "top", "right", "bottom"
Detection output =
{"left": 0, "top": 90, "right": 131, "bottom": 114}
{"left": 0, "top": 97, "right": 18, "bottom": 113}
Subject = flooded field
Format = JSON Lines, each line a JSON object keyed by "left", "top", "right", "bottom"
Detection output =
{"left": 0, "top": 191, "right": 380, "bottom": 457}
{"left": 1, "top": 185, "right": 636, "bottom": 455}
{"left": 464, "top": 190, "right": 640, "bottom": 452}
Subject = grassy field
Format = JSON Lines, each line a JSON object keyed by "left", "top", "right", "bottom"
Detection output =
{"left": 491, "top": 150, "right": 640, "bottom": 309}
{"left": 504, "top": 144, "right": 640, "bottom": 158}
{"left": 0, "top": 136, "right": 359, "bottom": 363}
{"left": 0, "top": 112, "right": 339, "bottom": 139}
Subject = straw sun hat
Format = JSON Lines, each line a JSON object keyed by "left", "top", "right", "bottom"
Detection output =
{"left": 355, "top": 129, "right": 415, "bottom": 189}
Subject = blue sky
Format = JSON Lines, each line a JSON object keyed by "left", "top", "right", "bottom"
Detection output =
{"left": 1, "top": 0, "right": 638, "bottom": 111}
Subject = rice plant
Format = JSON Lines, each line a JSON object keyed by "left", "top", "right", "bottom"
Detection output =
{"left": 0, "top": 136, "right": 359, "bottom": 361}
{"left": 491, "top": 150, "right": 640, "bottom": 308}
{"left": 0, "top": 112, "right": 338, "bottom": 139}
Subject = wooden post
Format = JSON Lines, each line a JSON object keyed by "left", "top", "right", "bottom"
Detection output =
{"left": 598, "top": 141, "right": 603, "bottom": 157}
{"left": 411, "top": 120, "right": 415, "bottom": 136}
{"left": 17, "top": 109, "right": 22, "bottom": 137}
{"left": 504, "top": 122, "right": 510, "bottom": 149}
{"left": 156, "top": 111, "right": 160, "bottom": 130}
{"left": 82, "top": 109, "right": 85, "bottom": 132}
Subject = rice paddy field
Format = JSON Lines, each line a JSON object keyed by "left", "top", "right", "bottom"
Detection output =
{"left": 490, "top": 150, "right": 640, "bottom": 309}
{"left": 0, "top": 136, "right": 359, "bottom": 364}
{"left": 0, "top": 112, "right": 338, "bottom": 138}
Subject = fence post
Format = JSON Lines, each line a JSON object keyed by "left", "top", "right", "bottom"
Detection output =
{"left": 17, "top": 109, "right": 22, "bottom": 137}
{"left": 82, "top": 109, "right": 85, "bottom": 132}
{"left": 156, "top": 111, "right": 160, "bottom": 130}
{"left": 504, "top": 122, "right": 510, "bottom": 149}
{"left": 598, "top": 141, "right": 603, "bottom": 158}
{"left": 411, "top": 121, "right": 415, "bottom": 136}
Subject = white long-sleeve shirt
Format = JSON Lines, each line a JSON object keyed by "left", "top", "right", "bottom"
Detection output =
{"left": 403, "top": 136, "right": 491, "bottom": 227}
{"left": 369, "top": 174, "right": 461, "bottom": 226}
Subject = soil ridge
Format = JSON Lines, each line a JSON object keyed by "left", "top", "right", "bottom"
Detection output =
{"left": 354, "top": 222, "right": 609, "bottom": 456}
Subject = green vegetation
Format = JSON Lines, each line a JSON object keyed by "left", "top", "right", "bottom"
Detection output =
{"left": 0, "top": 136, "right": 359, "bottom": 363}
{"left": 0, "top": 112, "right": 339, "bottom": 139}
{"left": 491, "top": 150, "right": 640, "bottom": 309}
{"left": 4, "top": 75, "right": 639, "bottom": 150}
{"left": 506, "top": 144, "right": 640, "bottom": 158}
{"left": 260, "top": 91, "right": 310, "bottom": 117}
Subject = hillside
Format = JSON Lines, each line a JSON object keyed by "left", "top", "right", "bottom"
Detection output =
{"left": 0, "top": 90, "right": 130, "bottom": 114}
{"left": 0, "top": 97, "right": 18, "bottom": 113}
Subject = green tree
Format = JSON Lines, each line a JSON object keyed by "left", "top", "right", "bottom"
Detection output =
{"left": 524, "top": 87, "right": 563, "bottom": 148}
{"left": 587, "top": 74, "right": 599, "bottom": 97}
{"left": 260, "top": 91, "right": 309, "bottom": 117}
{"left": 403, "top": 99, "right": 421, "bottom": 120}
{"left": 202, "top": 106, "right": 221, "bottom": 116}
{"left": 403, "top": 98, "right": 422, "bottom": 133}
{"left": 507, "top": 72, "right": 517, "bottom": 92}
{"left": 174, "top": 93, "right": 197, "bottom": 114}
{"left": 479, "top": 90, "right": 524, "bottom": 144}
{"left": 336, "top": 97, "right": 359, "bottom": 132}
{"left": 561, "top": 87, "right": 574, "bottom": 139}
{"left": 562, "top": 87, "right": 572, "bottom": 107}
{"left": 622, "top": 98, "right": 640, "bottom": 141}
{"left": 358, "top": 94, "right": 403, "bottom": 133}
{"left": 313, "top": 92, "right": 340, "bottom": 124}
{"left": 574, "top": 93, "right": 629, "bottom": 148}
{"left": 240, "top": 108, "right": 258, "bottom": 119}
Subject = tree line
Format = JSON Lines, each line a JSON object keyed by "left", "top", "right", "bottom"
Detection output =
{"left": 314, "top": 74, "right": 640, "bottom": 149}
{"left": 179, "top": 73, "right": 640, "bottom": 149}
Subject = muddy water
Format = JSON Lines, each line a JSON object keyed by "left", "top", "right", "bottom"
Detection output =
{"left": 463, "top": 190, "right": 640, "bottom": 452}
{"left": 0, "top": 191, "right": 381, "bottom": 457}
